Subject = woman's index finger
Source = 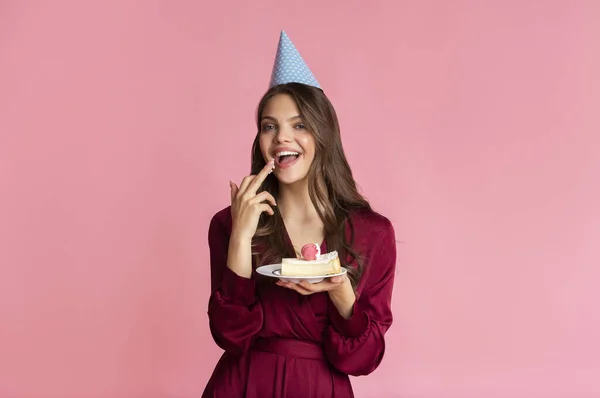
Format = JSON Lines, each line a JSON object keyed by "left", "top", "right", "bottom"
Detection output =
{"left": 247, "top": 159, "right": 275, "bottom": 195}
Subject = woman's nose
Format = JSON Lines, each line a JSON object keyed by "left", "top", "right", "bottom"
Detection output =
{"left": 275, "top": 126, "right": 294, "bottom": 143}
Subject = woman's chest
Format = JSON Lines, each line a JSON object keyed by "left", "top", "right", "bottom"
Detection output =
{"left": 284, "top": 221, "right": 325, "bottom": 257}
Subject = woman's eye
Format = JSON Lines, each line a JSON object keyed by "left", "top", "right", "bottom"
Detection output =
{"left": 262, "top": 125, "right": 275, "bottom": 131}
{"left": 296, "top": 124, "right": 306, "bottom": 129}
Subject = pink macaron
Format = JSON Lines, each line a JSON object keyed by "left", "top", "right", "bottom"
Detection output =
{"left": 300, "top": 243, "right": 321, "bottom": 260}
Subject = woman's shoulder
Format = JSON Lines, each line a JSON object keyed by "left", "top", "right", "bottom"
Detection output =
{"left": 348, "top": 207, "right": 394, "bottom": 233}
{"left": 209, "top": 206, "right": 233, "bottom": 234}
{"left": 347, "top": 207, "right": 396, "bottom": 251}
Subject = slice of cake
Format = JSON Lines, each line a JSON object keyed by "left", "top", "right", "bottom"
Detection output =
{"left": 281, "top": 243, "right": 342, "bottom": 277}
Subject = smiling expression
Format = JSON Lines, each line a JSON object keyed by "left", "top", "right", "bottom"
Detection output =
{"left": 259, "top": 94, "right": 316, "bottom": 186}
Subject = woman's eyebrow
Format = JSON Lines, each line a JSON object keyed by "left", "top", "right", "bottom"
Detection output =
{"left": 261, "top": 115, "right": 304, "bottom": 122}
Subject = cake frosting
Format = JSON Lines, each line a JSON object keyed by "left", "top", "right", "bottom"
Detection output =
{"left": 281, "top": 243, "right": 341, "bottom": 277}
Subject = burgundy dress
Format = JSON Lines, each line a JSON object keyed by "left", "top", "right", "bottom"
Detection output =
{"left": 202, "top": 206, "right": 397, "bottom": 398}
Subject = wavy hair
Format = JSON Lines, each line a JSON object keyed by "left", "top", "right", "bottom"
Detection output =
{"left": 250, "top": 83, "right": 371, "bottom": 289}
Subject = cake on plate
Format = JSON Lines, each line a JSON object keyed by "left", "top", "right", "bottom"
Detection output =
{"left": 281, "top": 243, "right": 342, "bottom": 277}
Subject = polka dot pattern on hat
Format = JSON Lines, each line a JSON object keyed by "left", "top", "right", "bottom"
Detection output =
{"left": 269, "top": 31, "right": 321, "bottom": 89}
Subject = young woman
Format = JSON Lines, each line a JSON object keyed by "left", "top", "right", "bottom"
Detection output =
{"left": 202, "top": 32, "right": 396, "bottom": 398}
{"left": 201, "top": 81, "right": 397, "bottom": 397}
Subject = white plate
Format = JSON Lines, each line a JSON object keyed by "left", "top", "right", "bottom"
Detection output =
{"left": 256, "top": 263, "right": 347, "bottom": 284}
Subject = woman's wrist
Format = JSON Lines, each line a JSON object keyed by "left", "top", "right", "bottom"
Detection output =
{"left": 227, "top": 233, "right": 253, "bottom": 278}
{"left": 327, "top": 278, "right": 356, "bottom": 319}
{"left": 229, "top": 228, "right": 253, "bottom": 245}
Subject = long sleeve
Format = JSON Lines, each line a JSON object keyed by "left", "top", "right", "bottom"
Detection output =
{"left": 206, "top": 209, "right": 263, "bottom": 356}
{"left": 323, "top": 218, "right": 397, "bottom": 376}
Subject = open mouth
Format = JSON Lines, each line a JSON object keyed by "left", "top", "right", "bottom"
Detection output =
{"left": 275, "top": 151, "right": 301, "bottom": 167}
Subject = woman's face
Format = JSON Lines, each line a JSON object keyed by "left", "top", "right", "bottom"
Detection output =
{"left": 258, "top": 94, "right": 316, "bottom": 186}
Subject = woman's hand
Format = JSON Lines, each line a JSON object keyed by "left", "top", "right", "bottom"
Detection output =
{"left": 276, "top": 275, "right": 346, "bottom": 295}
{"left": 226, "top": 159, "right": 276, "bottom": 279}
{"left": 229, "top": 159, "right": 277, "bottom": 242}
{"left": 277, "top": 274, "right": 356, "bottom": 318}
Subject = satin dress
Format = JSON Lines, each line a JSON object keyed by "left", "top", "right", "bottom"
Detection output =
{"left": 202, "top": 206, "right": 397, "bottom": 398}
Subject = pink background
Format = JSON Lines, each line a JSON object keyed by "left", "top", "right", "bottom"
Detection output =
{"left": 1, "top": 1, "right": 599, "bottom": 397}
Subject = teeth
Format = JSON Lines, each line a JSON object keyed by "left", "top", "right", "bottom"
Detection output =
{"left": 276, "top": 151, "right": 299, "bottom": 157}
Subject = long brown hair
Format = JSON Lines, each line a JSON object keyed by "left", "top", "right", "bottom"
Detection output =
{"left": 250, "top": 83, "right": 371, "bottom": 289}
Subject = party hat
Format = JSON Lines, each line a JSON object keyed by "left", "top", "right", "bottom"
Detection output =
{"left": 269, "top": 31, "right": 321, "bottom": 89}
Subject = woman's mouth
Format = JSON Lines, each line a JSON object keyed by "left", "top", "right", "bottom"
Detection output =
{"left": 275, "top": 150, "right": 301, "bottom": 169}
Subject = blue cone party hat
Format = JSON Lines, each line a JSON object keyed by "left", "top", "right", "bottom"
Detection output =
{"left": 269, "top": 31, "right": 321, "bottom": 89}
